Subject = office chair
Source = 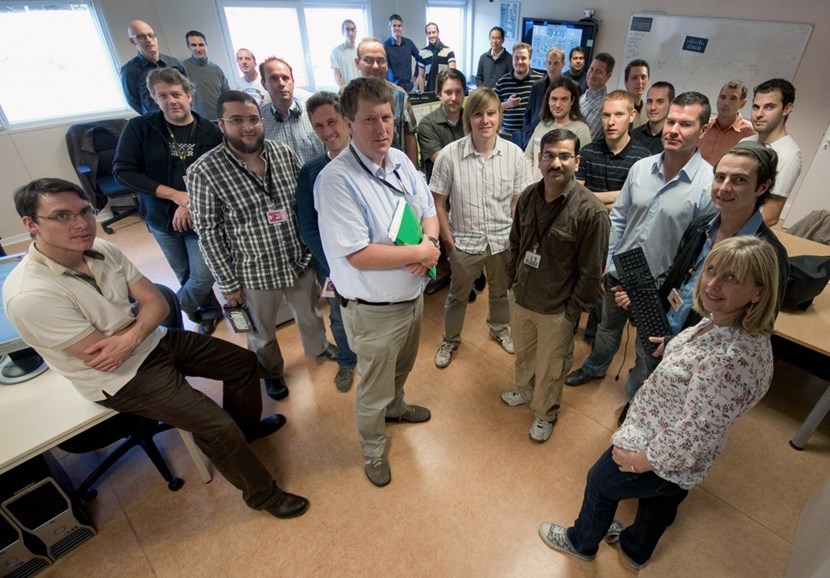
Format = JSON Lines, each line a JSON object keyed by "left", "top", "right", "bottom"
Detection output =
{"left": 57, "top": 284, "right": 186, "bottom": 502}
{"left": 66, "top": 119, "right": 141, "bottom": 234}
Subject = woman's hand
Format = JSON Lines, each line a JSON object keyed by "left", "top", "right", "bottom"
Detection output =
{"left": 612, "top": 446, "right": 654, "bottom": 474}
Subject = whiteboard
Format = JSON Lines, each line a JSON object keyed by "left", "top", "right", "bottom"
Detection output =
{"left": 619, "top": 14, "right": 813, "bottom": 115}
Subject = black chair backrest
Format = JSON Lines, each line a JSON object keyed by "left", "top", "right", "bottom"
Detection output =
{"left": 90, "top": 127, "right": 120, "bottom": 178}
{"left": 155, "top": 284, "right": 184, "bottom": 330}
{"left": 65, "top": 118, "right": 128, "bottom": 209}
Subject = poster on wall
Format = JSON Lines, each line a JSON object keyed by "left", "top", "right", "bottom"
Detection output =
{"left": 500, "top": 2, "right": 520, "bottom": 41}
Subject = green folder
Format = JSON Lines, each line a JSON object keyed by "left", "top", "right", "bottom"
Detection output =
{"left": 388, "top": 199, "right": 437, "bottom": 279}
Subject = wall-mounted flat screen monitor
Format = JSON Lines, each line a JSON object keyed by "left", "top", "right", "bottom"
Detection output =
{"left": 521, "top": 18, "right": 597, "bottom": 73}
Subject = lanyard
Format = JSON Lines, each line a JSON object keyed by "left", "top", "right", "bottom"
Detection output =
{"left": 349, "top": 144, "right": 409, "bottom": 196}
{"left": 227, "top": 146, "right": 275, "bottom": 201}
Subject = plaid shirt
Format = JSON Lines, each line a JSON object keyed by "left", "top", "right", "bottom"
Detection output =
{"left": 186, "top": 140, "right": 311, "bottom": 293}
{"left": 261, "top": 98, "right": 325, "bottom": 165}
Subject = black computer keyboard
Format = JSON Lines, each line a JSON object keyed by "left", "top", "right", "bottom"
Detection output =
{"left": 612, "top": 247, "right": 672, "bottom": 354}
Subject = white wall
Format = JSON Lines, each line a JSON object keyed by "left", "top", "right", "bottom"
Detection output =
{"left": 3, "top": 0, "right": 828, "bottom": 242}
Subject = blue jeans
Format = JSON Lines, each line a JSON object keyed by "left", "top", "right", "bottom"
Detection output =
{"left": 566, "top": 447, "right": 688, "bottom": 565}
{"left": 327, "top": 296, "right": 356, "bottom": 369}
{"left": 581, "top": 276, "right": 630, "bottom": 377}
{"left": 624, "top": 337, "right": 662, "bottom": 402}
{"left": 149, "top": 227, "right": 222, "bottom": 320}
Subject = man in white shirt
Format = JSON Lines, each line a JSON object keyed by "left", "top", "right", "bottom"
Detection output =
{"left": 432, "top": 87, "right": 529, "bottom": 368}
{"left": 331, "top": 19, "right": 359, "bottom": 87}
{"left": 740, "top": 78, "right": 801, "bottom": 226}
{"left": 314, "top": 78, "right": 439, "bottom": 487}
{"left": 236, "top": 48, "right": 269, "bottom": 106}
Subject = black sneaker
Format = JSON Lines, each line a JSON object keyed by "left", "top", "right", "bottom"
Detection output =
{"left": 264, "top": 377, "right": 289, "bottom": 400}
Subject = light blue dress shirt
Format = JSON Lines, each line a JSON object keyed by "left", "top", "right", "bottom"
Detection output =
{"left": 608, "top": 151, "right": 714, "bottom": 278}
{"left": 314, "top": 144, "right": 436, "bottom": 303}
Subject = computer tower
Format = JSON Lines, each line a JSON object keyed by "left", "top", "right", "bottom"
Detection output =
{"left": 0, "top": 509, "right": 51, "bottom": 578}
{"left": 0, "top": 454, "right": 96, "bottom": 563}
{"left": 1, "top": 478, "right": 96, "bottom": 561}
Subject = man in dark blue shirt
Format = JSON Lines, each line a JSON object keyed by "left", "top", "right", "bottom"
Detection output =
{"left": 383, "top": 14, "right": 419, "bottom": 92}
{"left": 120, "top": 20, "right": 186, "bottom": 114}
{"left": 294, "top": 92, "right": 358, "bottom": 393}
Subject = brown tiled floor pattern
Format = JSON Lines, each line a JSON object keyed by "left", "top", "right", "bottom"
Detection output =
{"left": 10, "top": 216, "right": 829, "bottom": 577}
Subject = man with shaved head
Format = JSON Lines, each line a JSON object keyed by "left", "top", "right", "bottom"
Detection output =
{"left": 236, "top": 48, "right": 269, "bottom": 106}
{"left": 120, "top": 19, "right": 186, "bottom": 114}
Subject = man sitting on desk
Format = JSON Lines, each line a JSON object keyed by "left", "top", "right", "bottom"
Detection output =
{"left": 2, "top": 178, "right": 309, "bottom": 520}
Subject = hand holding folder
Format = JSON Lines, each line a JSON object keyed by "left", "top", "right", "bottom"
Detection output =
{"left": 387, "top": 199, "right": 437, "bottom": 279}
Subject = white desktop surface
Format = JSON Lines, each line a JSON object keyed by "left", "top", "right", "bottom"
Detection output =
{"left": 0, "top": 367, "right": 211, "bottom": 482}
{"left": 0, "top": 368, "right": 114, "bottom": 474}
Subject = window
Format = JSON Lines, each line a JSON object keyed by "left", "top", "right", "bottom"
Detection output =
{"left": 303, "top": 7, "right": 368, "bottom": 90}
{"left": 426, "top": 1, "right": 468, "bottom": 78}
{"left": 220, "top": 2, "right": 369, "bottom": 92}
{"left": 0, "top": 2, "right": 125, "bottom": 127}
{"left": 223, "top": 6, "right": 306, "bottom": 85}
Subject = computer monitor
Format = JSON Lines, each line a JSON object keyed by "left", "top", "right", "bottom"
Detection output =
{"left": 0, "top": 253, "right": 48, "bottom": 384}
{"left": 520, "top": 17, "right": 597, "bottom": 74}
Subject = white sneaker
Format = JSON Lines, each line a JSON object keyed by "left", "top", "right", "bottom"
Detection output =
{"left": 501, "top": 389, "right": 528, "bottom": 407}
{"left": 434, "top": 341, "right": 456, "bottom": 368}
{"left": 529, "top": 418, "right": 554, "bottom": 442}
{"left": 489, "top": 330, "right": 514, "bottom": 354}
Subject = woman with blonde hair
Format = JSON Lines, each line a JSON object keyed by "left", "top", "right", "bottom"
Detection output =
{"left": 538, "top": 235, "right": 779, "bottom": 571}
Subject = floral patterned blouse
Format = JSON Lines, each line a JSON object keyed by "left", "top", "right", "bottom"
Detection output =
{"left": 611, "top": 317, "right": 773, "bottom": 490}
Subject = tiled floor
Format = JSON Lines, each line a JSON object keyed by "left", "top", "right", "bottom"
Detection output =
{"left": 13, "top": 216, "right": 830, "bottom": 577}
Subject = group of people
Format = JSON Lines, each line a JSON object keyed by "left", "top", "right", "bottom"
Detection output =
{"left": 1, "top": 16, "right": 801, "bottom": 571}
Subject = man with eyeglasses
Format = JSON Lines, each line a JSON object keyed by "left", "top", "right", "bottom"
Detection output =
{"left": 501, "top": 129, "right": 609, "bottom": 442}
{"left": 113, "top": 67, "right": 224, "bottom": 336}
{"left": 187, "top": 91, "right": 336, "bottom": 403}
{"left": 354, "top": 38, "right": 418, "bottom": 166}
{"left": 475, "top": 26, "right": 513, "bottom": 89}
{"left": 314, "top": 78, "right": 439, "bottom": 487}
{"left": 260, "top": 57, "right": 325, "bottom": 165}
{"left": 331, "top": 19, "right": 359, "bottom": 88}
{"left": 121, "top": 20, "right": 186, "bottom": 115}
{"left": 3, "top": 177, "right": 310, "bottom": 520}
{"left": 432, "top": 87, "right": 529, "bottom": 369}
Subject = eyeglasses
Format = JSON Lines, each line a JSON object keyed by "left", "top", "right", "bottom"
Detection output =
{"left": 540, "top": 152, "right": 576, "bottom": 162}
{"left": 220, "top": 116, "right": 262, "bottom": 127}
{"left": 361, "top": 57, "right": 387, "bottom": 66}
{"left": 37, "top": 207, "right": 99, "bottom": 225}
{"left": 130, "top": 32, "right": 156, "bottom": 42}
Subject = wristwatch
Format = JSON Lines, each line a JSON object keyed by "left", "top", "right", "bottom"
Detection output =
{"left": 427, "top": 236, "right": 440, "bottom": 249}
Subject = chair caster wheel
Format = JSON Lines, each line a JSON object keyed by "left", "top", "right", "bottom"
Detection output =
{"left": 81, "top": 489, "right": 98, "bottom": 502}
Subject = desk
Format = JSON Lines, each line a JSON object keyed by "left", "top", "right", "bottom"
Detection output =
{"left": 774, "top": 231, "right": 830, "bottom": 449}
{"left": 0, "top": 368, "right": 212, "bottom": 482}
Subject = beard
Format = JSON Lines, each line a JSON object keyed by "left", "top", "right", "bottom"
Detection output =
{"left": 225, "top": 133, "right": 264, "bottom": 154}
